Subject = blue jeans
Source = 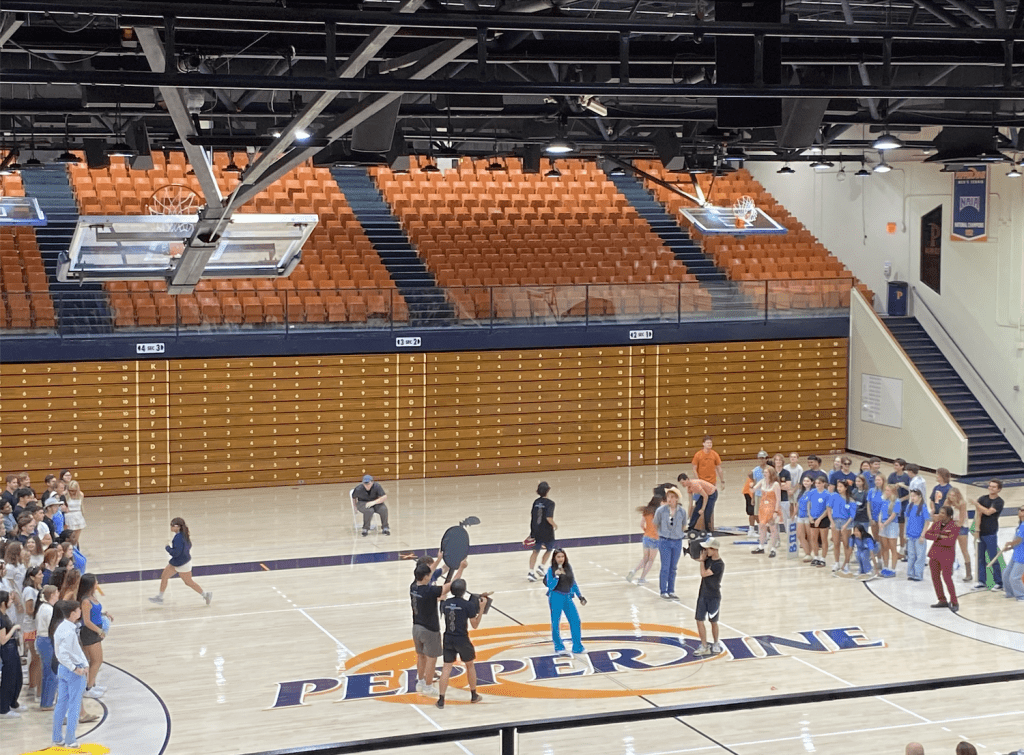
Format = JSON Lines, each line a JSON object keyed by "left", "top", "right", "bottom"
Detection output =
{"left": 35, "top": 636, "right": 57, "bottom": 708}
{"left": 53, "top": 665, "right": 87, "bottom": 746}
{"left": 548, "top": 591, "right": 584, "bottom": 653}
{"left": 977, "top": 534, "right": 1003, "bottom": 586}
{"left": 689, "top": 492, "right": 718, "bottom": 530}
{"left": 658, "top": 538, "right": 683, "bottom": 595}
{"left": 906, "top": 536, "right": 927, "bottom": 580}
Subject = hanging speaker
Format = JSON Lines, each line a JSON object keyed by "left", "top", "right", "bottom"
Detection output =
{"left": 351, "top": 97, "right": 403, "bottom": 154}
{"left": 83, "top": 139, "right": 111, "bottom": 169}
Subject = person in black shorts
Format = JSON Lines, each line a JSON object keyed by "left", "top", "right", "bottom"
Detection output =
{"left": 410, "top": 552, "right": 466, "bottom": 697}
{"left": 436, "top": 579, "right": 487, "bottom": 709}
{"left": 527, "top": 482, "right": 557, "bottom": 582}
{"left": 352, "top": 475, "right": 389, "bottom": 537}
{"left": 694, "top": 537, "right": 725, "bottom": 657}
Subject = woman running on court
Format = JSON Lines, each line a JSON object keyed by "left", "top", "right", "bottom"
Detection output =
{"left": 149, "top": 518, "right": 212, "bottom": 606}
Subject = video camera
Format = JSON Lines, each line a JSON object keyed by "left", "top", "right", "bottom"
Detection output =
{"left": 686, "top": 529, "right": 709, "bottom": 561}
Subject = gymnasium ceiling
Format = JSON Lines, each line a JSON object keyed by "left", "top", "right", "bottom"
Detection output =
{"left": 3, "top": 0, "right": 1024, "bottom": 175}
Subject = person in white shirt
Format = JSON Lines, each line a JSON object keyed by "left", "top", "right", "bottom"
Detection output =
{"left": 51, "top": 600, "right": 89, "bottom": 749}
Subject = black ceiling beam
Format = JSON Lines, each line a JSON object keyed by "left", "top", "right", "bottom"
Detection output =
{"left": 10, "top": 0, "right": 1024, "bottom": 42}
{"left": 5, "top": 66, "right": 1022, "bottom": 99}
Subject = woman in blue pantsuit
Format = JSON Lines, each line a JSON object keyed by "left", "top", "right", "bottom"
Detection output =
{"left": 545, "top": 549, "right": 587, "bottom": 658}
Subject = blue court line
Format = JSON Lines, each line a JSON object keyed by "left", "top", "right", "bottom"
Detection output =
{"left": 96, "top": 532, "right": 647, "bottom": 584}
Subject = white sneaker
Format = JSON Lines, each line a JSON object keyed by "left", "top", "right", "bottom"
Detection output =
{"left": 802, "top": 555, "right": 813, "bottom": 563}
{"left": 842, "top": 565, "right": 851, "bottom": 574}
{"left": 416, "top": 680, "right": 425, "bottom": 694}
{"left": 0, "top": 710, "right": 21, "bottom": 718}
{"left": 148, "top": 595, "right": 164, "bottom": 604}
{"left": 747, "top": 526, "right": 756, "bottom": 538}
{"left": 420, "top": 684, "right": 437, "bottom": 696}
{"left": 91, "top": 686, "right": 106, "bottom": 694}
{"left": 557, "top": 650, "right": 573, "bottom": 658}
{"left": 203, "top": 591, "right": 213, "bottom": 606}
{"left": 711, "top": 642, "right": 723, "bottom": 654}
{"left": 694, "top": 643, "right": 712, "bottom": 657}
{"left": 83, "top": 688, "right": 104, "bottom": 699}
{"left": 527, "top": 572, "right": 538, "bottom": 582}
{"left": 832, "top": 563, "right": 841, "bottom": 572}
{"left": 625, "top": 570, "right": 636, "bottom": 583}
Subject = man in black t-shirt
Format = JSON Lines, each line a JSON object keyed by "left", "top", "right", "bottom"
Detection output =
{"left": 1, "top": 475, "right": 20, "bottom": 511}
{"left": 694, "top": 538, "right": 725, "bottom": 658}
{"left": 410, "top": 553, "right": 466, "bottom": 696}
{"left": 436, "top": 578, "right": 486, "bottom": 709}
{"left": 351, "top": 474, "right": 390, "bottom": 536}
{"left": 974, "top": 479, "right": 1005, "bottom": 590}
{"left": 887, "top": 458, "right": 911, "bottom": 553}
{"left": 527, "top": 481, "right": 557, "bottom": 582}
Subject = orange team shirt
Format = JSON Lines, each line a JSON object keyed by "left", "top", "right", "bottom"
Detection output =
{"left": 692, "top": 449, "right": 722, "bottom": 484}
{"left": 742, "top": 476, "right": 754, "bottom": 497}
{"left": 642, "top": 512, "right": 659, "bottom": 539}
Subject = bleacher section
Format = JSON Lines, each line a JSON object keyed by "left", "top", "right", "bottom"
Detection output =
{"left": 66, "top": 152, "right": 407, "bottom": 327}
{"left": 372, "top": 157, "right": 711, "bottom": 321}
{"left": 634, "top": 163, "right": 871, "bottom": 309}
{"left": 0, "top": 173, "right": 56, "bottom": 329}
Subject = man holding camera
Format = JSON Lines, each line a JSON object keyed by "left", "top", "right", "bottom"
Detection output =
{"left": 694, "top": 538, "right": 725, "bottom": 658}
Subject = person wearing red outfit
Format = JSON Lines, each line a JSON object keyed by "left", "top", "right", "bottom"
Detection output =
{"left": 926, "top": 505, "right": 960, "bottom": 612}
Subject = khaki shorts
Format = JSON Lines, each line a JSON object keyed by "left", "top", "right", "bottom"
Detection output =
{"left": 412, "top": 624, "right": 442, "bottom": 658}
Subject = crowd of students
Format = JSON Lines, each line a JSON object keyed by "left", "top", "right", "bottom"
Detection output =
{"left": 627, "top": 442, "right": 1024, "bottom": 612}
{"left": 0, "top": 468, "right": 113, "bottom": 750}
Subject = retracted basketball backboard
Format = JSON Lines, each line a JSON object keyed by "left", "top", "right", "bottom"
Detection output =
{"left": 0, "top": 196, "right": 46, "bottom": 226}
{"left": 57, "top": 213, "right": 316, "bottom": 282}
{"left": 680, "top": 196, "right": 786, "bottom": 235}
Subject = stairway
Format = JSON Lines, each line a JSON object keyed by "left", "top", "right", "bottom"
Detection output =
{"left": 330, "top": 166, "right": 453, "bottom": 324}
{"left": 20, "top": 165, "right": 112, "bottom": 334}
{"left": 606, "top": 170, "right": 754, "bottom": 315}
{"left": 885, "top": 317, "right": 1024, "bottom": 477}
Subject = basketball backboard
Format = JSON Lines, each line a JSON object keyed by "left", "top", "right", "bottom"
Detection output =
{"left": 0, "top": 196, "right": 46, "bottom": 226}
{"left": 680, "top": 204, "right": 787, "bottom": 235}
{"left": 57, "top": 213, "right": 316, "bottom": 282}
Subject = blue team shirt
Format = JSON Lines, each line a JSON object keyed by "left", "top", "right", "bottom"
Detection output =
{"left": 828, "top": 492, "right": 855, "bottom": 521}
{"left": 1013, "top": 523, "right": 1024, "bottom": 563}
{"left": 888, "top": 472, "right": 911, "bottom": 501}
{"left": 808, "top": 491, "right": 830, "bottom": 519}
{"left": 868, "top": 488, "right": 885, "bottom": 520}
{"left": 904, "top": 502, "right": 931, "bottom": 539}
{"left": 877, "top": 497, "right": 901, "bottom": 525}
{"left": 797, "top": 491, "right": 811, "bottom": 518}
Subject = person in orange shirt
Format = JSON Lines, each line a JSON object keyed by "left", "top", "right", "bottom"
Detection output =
{"left": 678, "top": 474, "right": 718, "bottom": 533}
{"left": 691, "top": 436, "right": 725, "bottom": 489}
{"left": 626, "top": 497, "right": 661, "bottom": 585}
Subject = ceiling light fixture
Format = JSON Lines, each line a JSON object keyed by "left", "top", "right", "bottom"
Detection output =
{"left": 224, "top": 151, "right": 243, "bottom": 174}
{"left": 855, "top": 165, "right": 871, "bottom": 177}
{"left": 295, "top": 127, "right": 311, "bottom": 141}
{"left": 486, "top": 159, "right": 505, "bottom": 173}
{"left": 872, "top": 132, "right": 904, "bottom": 150}
{"left": 873, "top": 159, "right": 893, "bottom": 173}
{"left": 54, "top": 114, "right": 81, "bottom": 165}
{"left": 1007, "top": 165, "right": 1022, "bottom": 178}
{"left": 106, "top": 141, "right": 136, "bottom": 158}
{"left": 777, "top": 164, "right": 795, "bottom": 175}
{"left": 810, "top": 160, "right": 834, "bottom": 171}
{"left": 608, "top": 165, "right": 626, "bottom": 176}
{"left": 545, "top": 165, "right": 561, "bottom": 179}
{"left": 544, "top": 138, "right": 576, "bottom": 155}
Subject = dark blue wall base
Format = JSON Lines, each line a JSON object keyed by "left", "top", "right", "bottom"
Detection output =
{"left": 1, "top": 316, "right": 849, "bottom": 363}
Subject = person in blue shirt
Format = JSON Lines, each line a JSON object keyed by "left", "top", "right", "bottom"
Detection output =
{"left": 867, "top": 473, "right": 886, "bottom": 545}
{"left": 904, "top": 489, "right": 932, "bottom": 581}
{"left": 828, "top": 456, "right": 857, "bottom": 492}
{"left": 848, "top": 524, "right": 881, "bottom": 580}
{"left": 1000, "top": 506, "right": 1024, "bottom": 601}
{"left": 796, "top": 476, "right": 815, "bottom": 563}
{"left": 148, "top": 518, "right": 212, "bottom": 606}
{"left": 829, "top": 479, "right": 856, "bottom": 574}
{"left": 876, "top": 481, "right": 902, "bottom": 578}
{"left": 808, "top": 477, "right": 832, "bottom": 568}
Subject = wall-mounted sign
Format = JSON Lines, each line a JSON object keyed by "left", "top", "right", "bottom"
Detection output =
{"left": 951, "top": 167, "right": 987, "bottom": 242}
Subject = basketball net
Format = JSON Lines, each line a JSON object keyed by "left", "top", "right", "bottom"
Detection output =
{"left": 733, "top": 195, "right": 758, "bottom": 228}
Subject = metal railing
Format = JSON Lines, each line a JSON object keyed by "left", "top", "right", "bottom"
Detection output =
{"left": 0, "top": 278, "right": 853, "bottom": 337}
{"left": 249, "top": 669, "right": 1024, "bottom": 755}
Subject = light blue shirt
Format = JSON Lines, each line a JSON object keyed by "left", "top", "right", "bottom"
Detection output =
{"left": 1013, "top": 523, "right": 1024, "bottom": 563}
{"left": 653, "top": 504, "right": 686, "bottom": 540}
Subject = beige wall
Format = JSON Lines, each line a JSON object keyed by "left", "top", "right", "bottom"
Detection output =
{"left": 847, "top": 289, "right": 969, "bottom": 473}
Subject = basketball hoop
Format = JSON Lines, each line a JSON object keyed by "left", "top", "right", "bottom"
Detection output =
{"left": 147, "top": 184, "right": 200, "bottom": 237}
{"left": 733, "top": 195, "right": 758, "bottom": 228}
